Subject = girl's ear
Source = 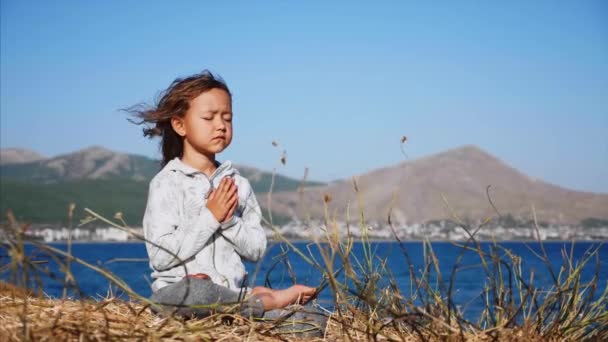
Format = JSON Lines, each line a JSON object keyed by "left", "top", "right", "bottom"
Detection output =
{"left": 171, "top": 116, "right": 186, "bottom": 137}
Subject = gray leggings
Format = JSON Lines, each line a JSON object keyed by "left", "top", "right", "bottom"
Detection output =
{"left": 150, "top": 278, "right": 327, "bottom": 337}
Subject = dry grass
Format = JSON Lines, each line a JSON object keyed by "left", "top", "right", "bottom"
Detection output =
{"left": 0, "top": 281, "right": 553, "bottom": 341}
{"left": 0, "top": 281, "right": 319, "bottom": 341}
{"left": 1, "top": 190, "right": 607, "bottom": 341}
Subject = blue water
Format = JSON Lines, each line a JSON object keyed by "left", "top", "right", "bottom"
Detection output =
{"left": 3, "top": 241, "right": 607, "bottom": 319}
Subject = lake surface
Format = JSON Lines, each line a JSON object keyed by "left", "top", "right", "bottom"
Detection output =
{"left": 3, "top": 241, "right": 606, "bottom": 320}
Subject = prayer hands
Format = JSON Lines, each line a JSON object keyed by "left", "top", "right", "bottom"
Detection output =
{"left": 206, "top": 177, "right": 238, "bottom": 223}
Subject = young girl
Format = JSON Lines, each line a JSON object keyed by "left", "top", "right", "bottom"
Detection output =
{"left": 129, "top": 71, "right": 324, "bottom": 326}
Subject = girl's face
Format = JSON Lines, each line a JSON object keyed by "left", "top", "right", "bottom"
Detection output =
{"left": 172, "top": 88, "right": 233, "bottom": 156}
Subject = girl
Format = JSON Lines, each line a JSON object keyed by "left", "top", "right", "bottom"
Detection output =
{"left": 129, "top": 71, "right": 325, "bottom": 332}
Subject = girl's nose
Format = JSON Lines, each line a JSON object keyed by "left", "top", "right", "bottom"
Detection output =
{"left": 215, "top": 117, "right": 227, "bottom": 131}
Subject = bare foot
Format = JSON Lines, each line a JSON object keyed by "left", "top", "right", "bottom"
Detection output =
{"left": 291, "top": 285, "right": 317, "bottom": 304}
{"left": 251, "top": 284, "right": 318, "bottom": 310}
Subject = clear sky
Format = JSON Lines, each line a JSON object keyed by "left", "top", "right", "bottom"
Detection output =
{"left": 1, "top": 1, "right": 607, "bottom": 192}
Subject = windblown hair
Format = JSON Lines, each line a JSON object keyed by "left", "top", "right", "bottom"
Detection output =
{"left": 127, "top": 70, "right": 232, "bottom": 167}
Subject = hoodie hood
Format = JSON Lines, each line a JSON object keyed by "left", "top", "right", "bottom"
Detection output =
{"left": 165, "top": 157, "right": 238, "bottom": 179}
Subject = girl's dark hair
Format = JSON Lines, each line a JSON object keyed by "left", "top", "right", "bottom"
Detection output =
{"left": 126, "top": 70, "right": 232, "bottom": 167}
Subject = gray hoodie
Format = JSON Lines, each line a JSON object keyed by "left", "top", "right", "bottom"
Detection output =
{"left": 143, "top": 157, "right": 267, "bottom": 292}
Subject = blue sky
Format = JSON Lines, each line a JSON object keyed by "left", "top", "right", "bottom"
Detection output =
{"left": 1, "top": 1, "right": 607, "bottom": 192}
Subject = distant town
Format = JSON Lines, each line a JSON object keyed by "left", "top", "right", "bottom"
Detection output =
{"left": 8, "top": 219, "right": 608, "bottom": 243}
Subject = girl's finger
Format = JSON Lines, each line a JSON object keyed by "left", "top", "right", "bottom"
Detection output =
{"left": 217, "top": 178, "right": 228, "bottom": 194}
{"left": 222, "top": 194, "right": 236, "bottom": 212}
{"left": 223, "top": 178, "right": 234, "bottom": 194}
{"left": 220, "top": 183, "right": 230, "bottom": 198}
{"left": 228, "top": 192, "right": 239, "bottom": 207}
{"left": 225, "top": 205, "right": 236, "bottom": 221}
{"left": 216, "top": 179, "right": 229, "bottom": 200}
{"left": 223, "top": 180, "right": 237, "bottom": 201}
{"left": 226, "top": 184, "right": 237, "bottom": 199}
{"left": 221, "top": 197, "right": 237, "bottom": 219}
{"left": 225, "top": 178, "right": 235, "bottom": 193}
{"left": 217, "top": 177, "right": 235, "bottom": 204}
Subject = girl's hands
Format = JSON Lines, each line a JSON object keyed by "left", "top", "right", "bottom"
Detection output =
{"left": 206, "top": 177, "right": 239, "bottom": 223}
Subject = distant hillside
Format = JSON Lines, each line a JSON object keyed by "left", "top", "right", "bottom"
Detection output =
{"left": 0, "top": 146, "right": 161, "bottom": 182}
{"left": 0, "top": 146, "right": 324, "bottom": 225}
{"left": 0, "top": 148, "right": 46, "bottom": 165}
{"left": 0, "top": 146, "right": 156, "bottom": 181}
{"left": 268, "top": 145, "right": 608, "bottom": 225}
{"left": 1, "top": 178, "right": 147, "bottom": 225}
{"left": 3, "top": 145, "right": 606, "bottom": 227}
{"left": 0, "top": 146, "right": 324, "bottom": 191}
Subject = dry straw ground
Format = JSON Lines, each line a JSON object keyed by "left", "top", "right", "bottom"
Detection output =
{"left": 1, "top": 198, "right": 607, "bottom": 341}
{"left": 0, "top": 281, "right": 551, "bottom": 341}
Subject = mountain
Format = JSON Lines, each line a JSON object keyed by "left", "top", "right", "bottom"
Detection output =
{"left": 0, "top": 146, "right": 324, "bottom": 225}
{"left": 2, "top": 145, "right": 606, "bottom": 226}
{"left": 0, "top": 146, "right": 157, "bottom": 182}
{"left": 0, "top": 146, "right": 324, "bottom": 191}
{"left": 268, "top": 145, "right": 608, "bottom": 225}
{"left": 0, "top": 148, "right": 46, "bottom": 165}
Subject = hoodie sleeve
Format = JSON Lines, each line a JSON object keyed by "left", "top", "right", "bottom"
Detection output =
{"left": 143, "top": 174, "right": 221, "bottom": 271}
{"left": 219, "top": 180, "right": 267, "bottom": 261}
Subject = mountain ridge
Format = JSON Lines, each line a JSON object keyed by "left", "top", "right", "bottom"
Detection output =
{"left": 0, "top": 148, "right": 46, "bottom": 165}
{"left": 0, "top": 146, "right": 324, "bottom": 188}
{"left": 267, "top": 145, "right": 608, "bottom": 224}
{"left": 0, "top": 146, "right": 324, "bottom": 225}
{"left": 1, "top": 145, "right": 606, "bottom": 225}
